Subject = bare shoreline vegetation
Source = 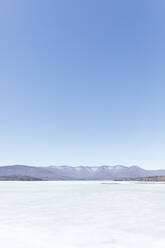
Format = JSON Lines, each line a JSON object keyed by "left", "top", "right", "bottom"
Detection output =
{"left": 117, "top": 176, "right": 165, "bottom": 182}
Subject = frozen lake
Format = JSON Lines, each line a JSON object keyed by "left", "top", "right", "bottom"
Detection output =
{"left": 0, "top": 181, "right": 165, "bottom": 248}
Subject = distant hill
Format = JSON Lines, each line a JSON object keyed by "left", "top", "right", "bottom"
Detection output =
{"left": 0, "top": 165, "right": 165, "bottom": 180}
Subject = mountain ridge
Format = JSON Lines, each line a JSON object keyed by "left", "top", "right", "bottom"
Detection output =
{"left": 0, "top": 165, "right": 165, "bottom": 180}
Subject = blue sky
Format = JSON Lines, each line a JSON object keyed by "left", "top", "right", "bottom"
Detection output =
{"left": 0, "top": 0, "right": 165, "bottom": 169}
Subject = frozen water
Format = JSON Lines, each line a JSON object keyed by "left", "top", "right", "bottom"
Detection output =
{"left": 0, "top": 181, "right": 165, "bottom": 248}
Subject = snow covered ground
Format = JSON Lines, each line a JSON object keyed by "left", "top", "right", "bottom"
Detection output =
{"left": 0, "top": 181, "right": 165, "bottom": 248}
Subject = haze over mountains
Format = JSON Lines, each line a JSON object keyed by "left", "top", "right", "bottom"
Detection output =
{"left": 0, "top": 165, "right": 165, "bottom": 180}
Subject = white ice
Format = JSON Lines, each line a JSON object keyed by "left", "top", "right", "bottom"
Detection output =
{"left": 0, "top": 181, "right": 165, "bottom": 248}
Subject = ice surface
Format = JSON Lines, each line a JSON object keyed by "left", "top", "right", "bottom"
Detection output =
{"left": 0, "top": 181, "right": 165, "bottom": 248}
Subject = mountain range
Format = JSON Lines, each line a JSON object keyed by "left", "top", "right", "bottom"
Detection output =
{"left": 0, "top": 165, "right": 165, "bottom": 180}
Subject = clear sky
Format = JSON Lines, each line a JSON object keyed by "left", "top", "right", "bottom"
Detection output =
{"left": 0, "top": 0, "right": 165, "bottom": 169}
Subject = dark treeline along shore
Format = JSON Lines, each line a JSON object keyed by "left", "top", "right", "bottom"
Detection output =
{"left": 0, "top": 175, "right": 43, "bottom": 181}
